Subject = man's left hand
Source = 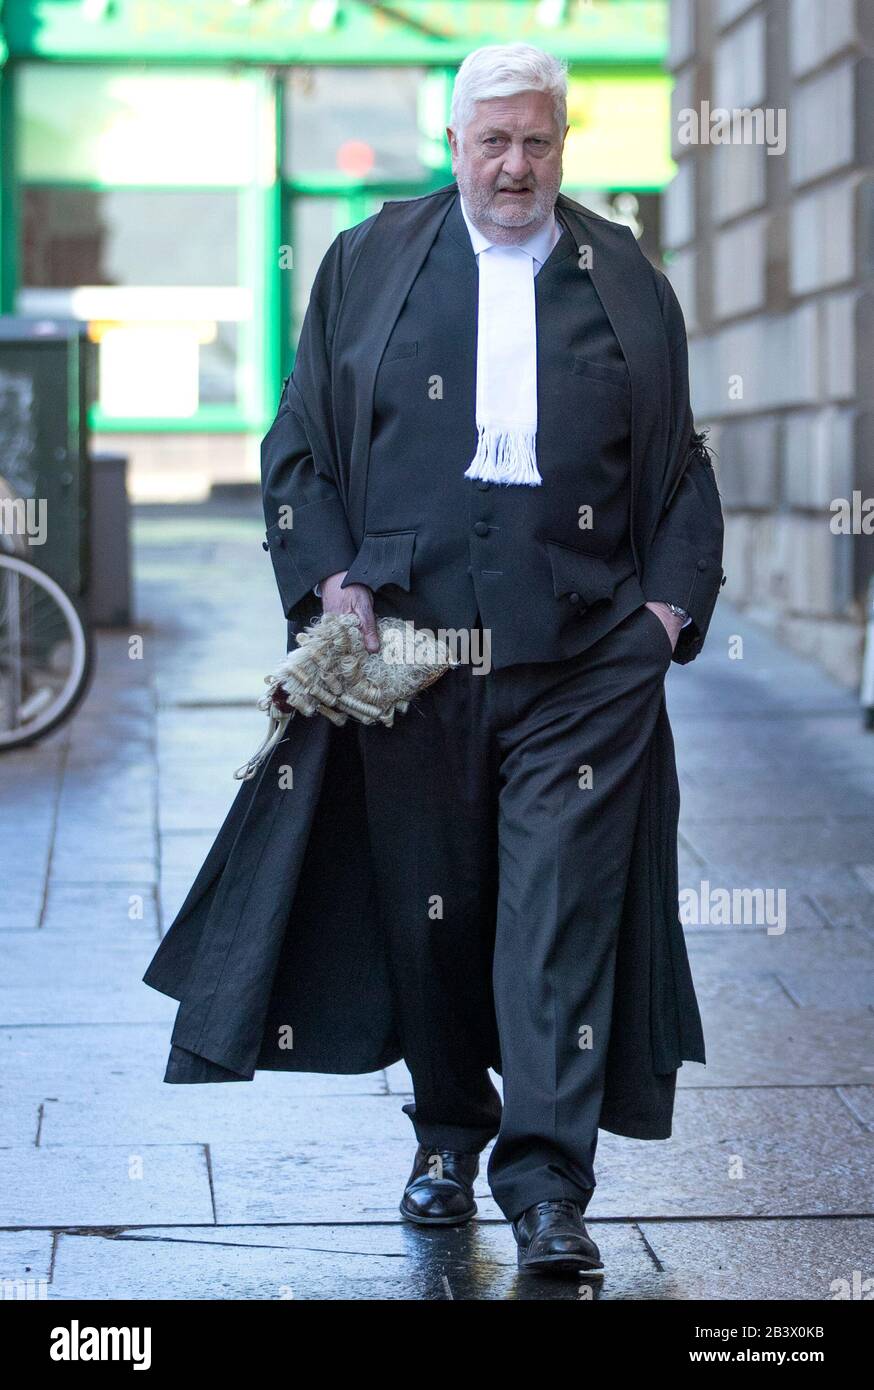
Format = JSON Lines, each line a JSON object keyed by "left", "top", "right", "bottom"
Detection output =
{"left": 645, "top": 601, "right": 684, "bottom": 653}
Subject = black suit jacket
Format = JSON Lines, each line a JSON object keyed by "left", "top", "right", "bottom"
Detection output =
{"left": 261, "top": 184, "right": 725, "bottom": 665}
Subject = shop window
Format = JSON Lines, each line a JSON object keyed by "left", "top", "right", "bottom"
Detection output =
{"left": 283, "top": 67, "right": 430, "bottom": 182}
{"left": 17, "top": 63, "right": 265, "bottom": 186}
{"left": 18, "top": 187, "right": 247, "bottom": 413}
{"left": 15, "top": 64, "right": 270, "bottom": 422}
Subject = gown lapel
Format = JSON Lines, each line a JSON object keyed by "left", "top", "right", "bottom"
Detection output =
{"left": 331, "top": 184, "right": 458, "bottom": 541}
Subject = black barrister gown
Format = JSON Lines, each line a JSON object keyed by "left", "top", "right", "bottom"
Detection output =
{"left": 143, "top": 184, "right": 725, "bottom": 1140}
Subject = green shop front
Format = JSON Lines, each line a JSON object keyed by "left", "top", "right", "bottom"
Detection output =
{"left": 0, "top": 0, "right": 674, "bottom": 498}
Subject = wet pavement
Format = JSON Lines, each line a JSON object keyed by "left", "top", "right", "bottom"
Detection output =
{"left": 1, "top": 498, "right": 872, "bottom": 1300}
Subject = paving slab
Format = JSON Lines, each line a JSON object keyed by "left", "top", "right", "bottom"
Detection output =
{"left": 678, "top": 862, "right": 874, "bottom": 933}
{"left": 0, "top": 1232, "right": 54, "bottom": 1295}
{"left": 0, "top": 1099, "right": 41, "bottom": 1147}
{"left": 685, "top": 928, "right": 874, "bottom": 1011}
{"left": 0, "top": 833, "right": 55, "bottom": 870}
{"left": 0, "top": 1024, "right": 174, "bottom": 1098}
{"left": 158, "top": 830, "right": 219, "bottom": 875}
{"left": 38, "top": 1082, "right": 395, "bottom": 1152}
{"left": 39, "top": 883, "right": 159, "bottom": 937}
{"left": 667, "top": 674, "right": 858, "bottom": 722}
{"left": 0, "top": 884, "right": 50, "bottom": 932}
{"left": 835, "top": 1087, "right": 874, "bottom": 1131}
{"left": 208, "top": 1130, "right": 501, "bottom": 1225}
{"left": 678, "top": 1004, "right": 874, "bottom": 1088}
{"left": 59, "top": 731, "right": 154, "bottom": 766}
{"left": 637, "top": 1218, "right": 874, "bottom": 1301}
{"left": 679, "top": 771, "right": 874, "bottom": 821}
{"left": 775, "top": 967, "right": 874, "bottom": 1011}
{"left": 47, "top": 1221, "right": 653, "bottom": 1301}
{"left": 0, "top": 753, "right": 65, "bottom": 825}
{"left": 53, "top": 765, "right": 155, "bottom": 819}
{"left": 592, "top": 1087, "right": 874, "bottom": 1219}
{"left": 688, "top": 954, "right": 796, "bottom": 1009}
{"left": 0, "top": 1018, "right": 380, "bottom": 1085}
{"left": 0, "top": 1144, "right": 214, "bottom": 1227}
{"left": 48, "top": 842, "right": 158, "bottom": 887}
{"left": 0, "top": 937, "right": 173, "bottom": 1025}
{"left": 157, "top": 829, "right": 219, "bottom": 930}
{"left": 157, "top": 706, "right": 261, "bottom": 761}
{"left": 384, "top": 1060, "right": 414, "bottom": 1094}
{"left": 672, "top": 715, "right": 874, "bottom": 774}
{"left": 681, "top": 818, "right": 874, "bottom": 872}
{"left": 157, "top": 765, "right": 240, "bottom": 834}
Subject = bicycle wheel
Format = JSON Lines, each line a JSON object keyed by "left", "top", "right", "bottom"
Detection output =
{"left": 0, "top": 555, "right": 93, "bottom": 749}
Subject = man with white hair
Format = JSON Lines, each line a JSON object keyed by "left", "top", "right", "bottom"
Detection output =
{"left": 148, "top": 43, "right": 724, "bottom": 1281}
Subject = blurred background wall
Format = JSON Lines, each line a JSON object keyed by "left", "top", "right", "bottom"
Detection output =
{"left": 665, "top": 0, "right": 874, "bottom": 685}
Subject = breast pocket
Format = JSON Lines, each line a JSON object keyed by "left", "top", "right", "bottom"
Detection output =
{"left": 340, "top": 529, "right": 417, "bottom": 593}
{"left": 381, "top": 340, "right": 418, "bottom": 365}
{"left": 571, "top": 356, "right": 630, "bottom": 392}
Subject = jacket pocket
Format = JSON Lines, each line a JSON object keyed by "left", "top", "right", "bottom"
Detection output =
{"left": 341, "top": 529, "right": 416, "bottom": 593}
{"left": 545, "top": 538, "right": 619, "bottom": 609}
{"left": 381, "top": 340, "right": 418, "bottom": 364}
{"left": 571, "top": 356, "right": 630, "bottom": 391}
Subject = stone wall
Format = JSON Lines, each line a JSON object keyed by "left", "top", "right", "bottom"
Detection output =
{"left": 666, "top": 0, "right": 874, "bottom": 685}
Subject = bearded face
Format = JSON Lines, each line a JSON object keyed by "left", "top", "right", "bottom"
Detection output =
{"left": 448, "top": 89, "right": 566, "bottom": 245}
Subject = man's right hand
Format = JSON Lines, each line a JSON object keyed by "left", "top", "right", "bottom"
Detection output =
{"left": 320, "top": 571, "right": 380, "bottom": 653}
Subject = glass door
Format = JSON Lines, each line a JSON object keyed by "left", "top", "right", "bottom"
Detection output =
{"left": 281, "top": 65, "right": 453, "bottom": 368}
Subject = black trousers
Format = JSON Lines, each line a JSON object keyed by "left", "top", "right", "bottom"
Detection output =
{"left": 356, "top": 602, "right": 675, "bottom": 1221}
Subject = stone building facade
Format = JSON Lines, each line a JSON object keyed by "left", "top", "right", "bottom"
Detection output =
{"left": 666, "top": 0, "right": 874, "bottom": 685}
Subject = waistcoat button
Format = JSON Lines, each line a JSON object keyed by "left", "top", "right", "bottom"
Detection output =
{"left": 473, "top": 521, "right": 489, "bottom": 537}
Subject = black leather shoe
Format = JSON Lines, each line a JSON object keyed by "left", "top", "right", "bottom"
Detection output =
{"left": 513, "top": 1199, "right": 605, "bottom": 1278}
{"left": 399, "top": 1144, "right": 479, "bottom": 1226}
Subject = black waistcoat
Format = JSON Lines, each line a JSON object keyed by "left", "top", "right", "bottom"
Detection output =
{"left": 342, "top": 194, "right": 646, "bottom": 666}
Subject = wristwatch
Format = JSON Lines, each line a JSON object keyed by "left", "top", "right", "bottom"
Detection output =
{"left": 662, "top": 603, "right": 688, "bottom": 620}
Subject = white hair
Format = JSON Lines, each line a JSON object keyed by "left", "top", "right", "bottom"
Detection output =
{"left": 450, "top": 43, "right": 568, "bottom": 142}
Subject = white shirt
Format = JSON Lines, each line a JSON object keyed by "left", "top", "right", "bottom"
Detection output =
{"left": 458, "top": 196, "right": 562, "bottom": 275}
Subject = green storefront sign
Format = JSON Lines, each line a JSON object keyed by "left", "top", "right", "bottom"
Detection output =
{"left": 4, "top": 1, "right": 667, "bottom": 64}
